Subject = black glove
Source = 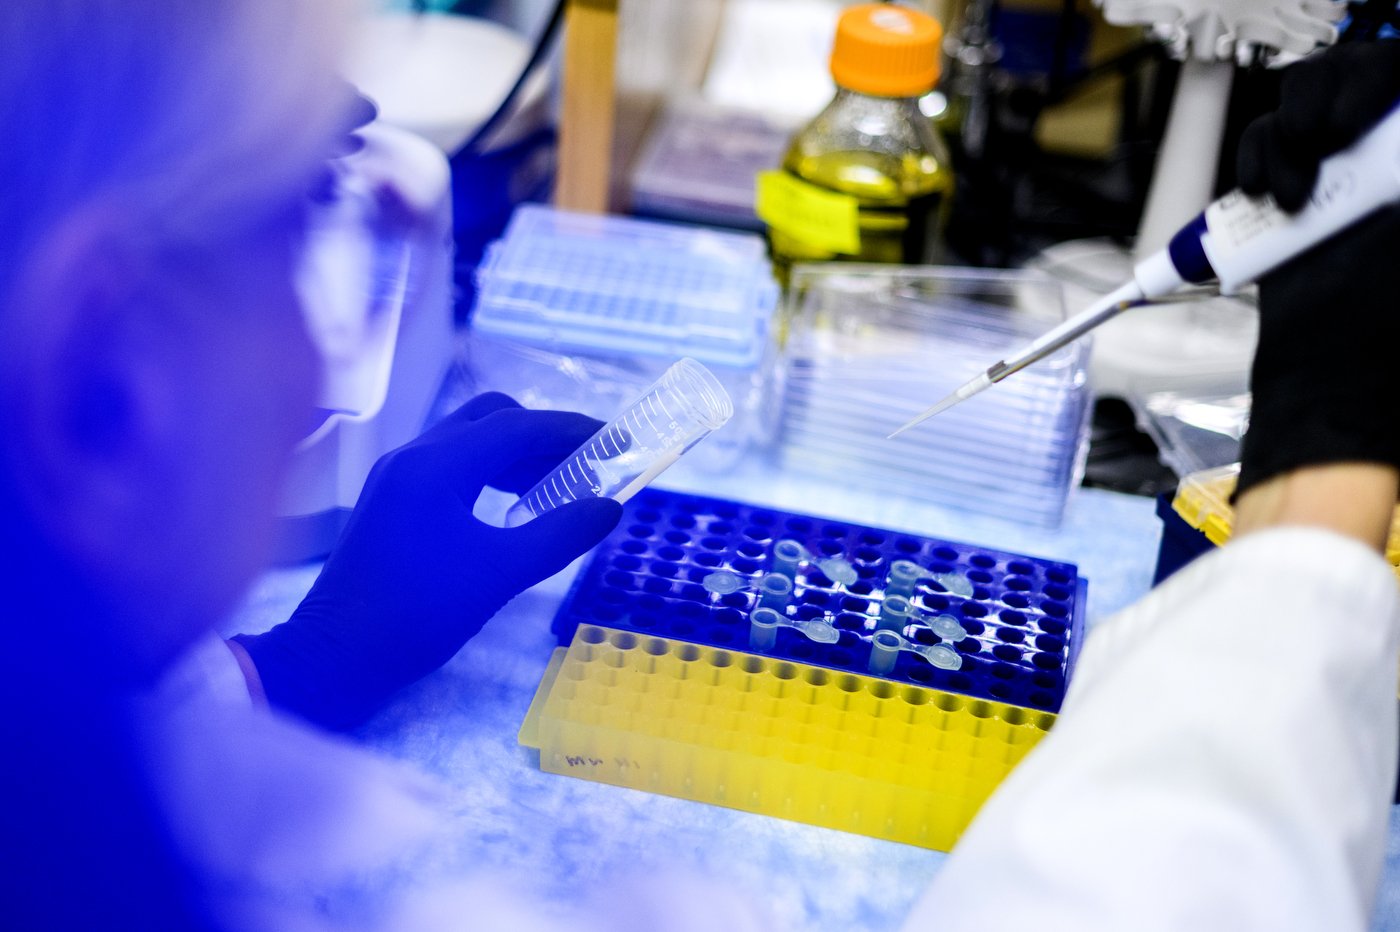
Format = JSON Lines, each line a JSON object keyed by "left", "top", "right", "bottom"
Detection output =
{"left": 1234, "top": 40, "right": 1400, "bottom": 496}
{"left": 1236, "top": 206, "right": 1400, "bottom": 496}
{"left": 1237, "top": 40, "right": 1400, "bottom": 212}
{"left": 235, "top": 393, "right": 623, "bottom": 729}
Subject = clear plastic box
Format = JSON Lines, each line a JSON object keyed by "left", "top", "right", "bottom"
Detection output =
{"left": 1130, "top": 385, "right": 1250, "bottom": 478}
{"left": 774, "top": 265, "right": 1092, "bottom": 527}
{"left": 471, "top": 205, "right": 777, "bottom": 368}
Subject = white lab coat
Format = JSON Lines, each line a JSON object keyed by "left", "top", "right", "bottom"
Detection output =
{"left": 137, "top": 526, "right": 1399, "bottom": 931}
{"left": 902, "top": 526, "right": 1400, "bottom": 931}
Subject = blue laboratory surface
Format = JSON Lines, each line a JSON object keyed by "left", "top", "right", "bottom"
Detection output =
{"left": 224, "top": 461, "right": 1400, "bottom": 932}
{"left": 552, "top": 488, "right": 1084, "bottom": 712}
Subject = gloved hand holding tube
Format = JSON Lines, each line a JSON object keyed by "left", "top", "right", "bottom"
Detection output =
{"left": 1234, "top": 41, "right": 1400, "bottom": 498}
{"left": 234, "top": 393, "right": 623, "bottom": 730}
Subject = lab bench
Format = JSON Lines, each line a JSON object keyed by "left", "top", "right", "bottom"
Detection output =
{"left": 232, "top": 454, "right": 1400, "bottom": 930}
{"left": 226, "top": 454, "right": 1171, "bottom": 931}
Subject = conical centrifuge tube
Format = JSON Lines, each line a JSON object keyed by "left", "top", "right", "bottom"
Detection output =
{"left": 505, "top": 358, "right": 733, "bottom": 527}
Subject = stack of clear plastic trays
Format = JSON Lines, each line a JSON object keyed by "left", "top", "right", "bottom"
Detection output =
{"left": 629, "top": 98, "right": 796, "bottom": 231}
{"left": 776, "top": 265, "right": 1092, "bottom": 527}
{"left": 471, "top": 204, "right": 778, "bottom": 368}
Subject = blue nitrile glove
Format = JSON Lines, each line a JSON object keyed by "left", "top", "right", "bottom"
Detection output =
{"left": 235, "top": 393, "right": 622, "bottom": 729}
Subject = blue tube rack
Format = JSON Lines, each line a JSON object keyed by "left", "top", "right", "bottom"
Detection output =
{"left": 552, "top": 490, "right": 1087, "bottom": 712}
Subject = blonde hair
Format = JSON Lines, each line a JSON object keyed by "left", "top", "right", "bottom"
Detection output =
{"left": 0, "top": 0, "right": 351, "bottom": 288}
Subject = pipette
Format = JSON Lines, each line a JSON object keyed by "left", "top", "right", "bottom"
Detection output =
{"left": 890, "top": 100, "right": 1400, "bottom": 438}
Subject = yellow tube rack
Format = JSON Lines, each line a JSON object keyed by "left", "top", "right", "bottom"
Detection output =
{"left": 1173, "top": 463, "right": 1400, "bottom": 581}
{"left": 518, "top": 624, "right": 1055, "bottom": 850}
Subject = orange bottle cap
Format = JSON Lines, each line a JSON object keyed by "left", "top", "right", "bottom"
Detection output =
{"left": 830, "top": 3, "right": 942, "bottom": 98}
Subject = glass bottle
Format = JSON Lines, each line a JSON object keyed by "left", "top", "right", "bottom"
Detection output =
{"left": 758, "top": 3, "right": 954, "bottom": 283}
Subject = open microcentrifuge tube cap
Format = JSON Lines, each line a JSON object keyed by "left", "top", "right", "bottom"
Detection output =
{"left": 703, "top": 571, "right": 747, "bottom": 595}
{"left": 930, "top": 572, "right": 973, "bottom": 598}
{"left": 929, "top": 614, "right": 966, "bottom": 641}
{"left": 816, "top": 557, "right": 858, "bottom": 586}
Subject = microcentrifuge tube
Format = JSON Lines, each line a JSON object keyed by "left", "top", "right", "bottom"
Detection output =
{"left": 866, "top": 630, "right": 963, "bottom": 676}
{"left": 772, "top": 539, "right": 806, "bottom": 580}
{"left": 877, "top": 595, "right": 917, "bottom": 632}
{"left": 884, "top": 560, "right": 927, "bottom": 598}
{"left": 750, "top": 607, "right": 784, "bottom": 651}
{"left": 504, "top": 358, "right": 733, "bottom": 527}
{"left": 869, "top": 631, "right": 902, "bottom": 675}
{"left": 757, "top": 573, "right": 793, "bottom": 610}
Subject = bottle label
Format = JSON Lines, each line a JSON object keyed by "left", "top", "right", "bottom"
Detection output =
{"left": 1203, "top": 190, "right": 1290, "bottom": 263}
{"left": 755, "top": 171, "right": 861, "bottom": 255}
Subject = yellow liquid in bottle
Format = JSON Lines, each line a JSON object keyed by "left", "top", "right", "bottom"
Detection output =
{"left": 767, "top": 94, "right": 954, "bottom": 284}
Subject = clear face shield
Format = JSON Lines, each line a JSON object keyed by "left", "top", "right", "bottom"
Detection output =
{"left": 295, "top": 130, "right": 415, "bottom": 448}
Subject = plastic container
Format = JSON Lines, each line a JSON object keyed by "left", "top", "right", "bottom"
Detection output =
{"left": 630, "top": 98, "right": 797, "bottom": 231}
{"left": 756, "top": 572, "right": 793, "bottom": 610}
{"left": 1130, "top": 385, "right": 1250, "bottom": 479}
{"left": 772, "top": 538, "right": 806, "bottom": 579}
{"left": 520, "top": 623, "right": 1056, "bottom": 851}
{"left": 877, "top": 594, "right": 917, "bottom": 631}
{"left": 1169, "top": 462, "right": 1240, "bottom": 547}
{"left": 472, "top": 204, "right": 777, "bottom": 368}
{"left": 884, "top": 559, "right": 927, "bottom": 598}
{"left": 465, "top": 206, "right": 773, "bottom": 476}
{"left": 756, "top": 3, "right": 954, "bottom": 282}
{"left": 749, "top": 606, "right": 784, "bottom": 650}
{"left": 550, "top": 488, "right": 1088, "bottom": 713}
{"left": 504, "top": 358, "right": 734, "bottom": 526}
{"left": 868, "top": 630, "right": 903, "bottom": 674}
{"left": 775, "top": 264, "right": 1091, "bottom": 528}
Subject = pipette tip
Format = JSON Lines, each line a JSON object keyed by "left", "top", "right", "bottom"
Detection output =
{"left": 887, "top": 370, "right": 994, "bottom": 439}
{"left": 887, "top": 391, "right": 961, "bottom": 438}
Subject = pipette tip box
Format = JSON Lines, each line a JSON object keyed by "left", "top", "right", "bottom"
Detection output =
{"left": 551, "top": 489, "right": 1086, "bottom": 714}
{"left": 470, "top": 204, "right": 777, "bottom": 368}
{"left": 776, "top": 265, "right": 1092, "bottom": 528}
{"left": 519, "top": 625, "right": 1056, "bottom": 851}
